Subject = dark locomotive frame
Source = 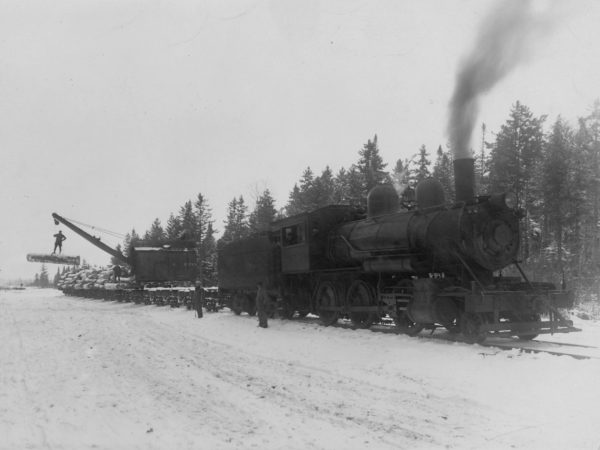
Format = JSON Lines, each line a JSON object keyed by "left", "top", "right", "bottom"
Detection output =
{"left": 217, "top": 158, "right": 576, "bottom": 343}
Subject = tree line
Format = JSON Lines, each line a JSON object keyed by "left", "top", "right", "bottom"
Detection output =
{"left": 35, "top": 99, "right": 595, "bottom": 300}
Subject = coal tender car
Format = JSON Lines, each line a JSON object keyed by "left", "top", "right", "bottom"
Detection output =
{"left": 218, "top": 158, "right": 576, "bottom": 343}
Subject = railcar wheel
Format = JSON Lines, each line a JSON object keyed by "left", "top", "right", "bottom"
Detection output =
{"left": 347, "top": 280, "right": 377, "bottom": 329}
{"left": 395, "top": 313, "right": 425, "bottom": 336}
{"left": 231, "top": 295, "right": 243, "bottom": 315}
{"left": 460, "top": 312, "right": 487, "bottom": 344}
{"left": 444, "top": 316, "right": 461, "bottom": 334}
{"left": 516, "top": 314, "right": 541, "bottom": 341}
{"left": 281, "top": 301, "right": 295, "bottom": 319}
{"left": 317, "top": 282, "right": 339, "bottom": 326}
{"left": 248, "top": 303, "right": 257, "bottom": 316}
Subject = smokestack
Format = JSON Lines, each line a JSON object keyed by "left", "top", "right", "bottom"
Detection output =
{"left": 453, "top": 158, "right": 475, "bottom": 203}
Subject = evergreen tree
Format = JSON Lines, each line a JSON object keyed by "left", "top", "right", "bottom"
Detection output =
{"left": 201, "top": 223, "right": 218, "bottom": 286}
{"left": 488, "top": 101, "right": 546, "bottom": 260}
{"left": 123, "top": 229, "right": 141, "bottom": 257}
{"left": 286, "top": 184, "right": 303, "bottom": 216}
{"left": 489, "top": 102, "right": 546, "bottom": 203}
{"left": 144, "top": 218, "right": 166, "bottom": 246}
{"left": 432, "top": 145, "right": 454, "bottom": 202}
{"left": 356, "top": 134, "right": 388, "bottom": 197}
{"left": 194, "top": 193, "right": 214, "bottom": 244}
{"left": 178, "top": 200, "right": 196, "bottom": 241}
{"left": 312, "top": 166, "right": 336, "bottom": 208}
{"left": 477, "top": 123, "right": 490, "bottom": 193}
{"left": 194, "top": 193, "right": 217, "bottom": 284}
{"left": 39, "top": 264, "right": 50, "bottom": 288}
{"left": 54, "top": 268, "right": 61, "bottom": 286}
{"left": 332, "top": 167, "right": 348, "bottom": 204}
{"left": 332, "top": 166, "right": 363, "bottom": 206}
{"left": 249, "top": 189, "right": 277, "bottom": 233}
{"left": 392, "top": 158, "right": 414, "bottom": 206}
{"left": 165, "top": 213, "right": 182, "bottom": 240}
{"left": 575, "top": 100, "right": 600, "bottom": 287}
{"left": 286, "top": 167, "right": 314, "bottom": 215}
{"left": 111, "top": 244, "right": 124, "bottom": 265}
{"left": 220, "top": 196, "right": 250, "bottom": 244}
{"left": 541, "top": 117, "right": 575, "bottom": 276}
{"left": 415, "top": 144, "right": 431, "bottom": 183}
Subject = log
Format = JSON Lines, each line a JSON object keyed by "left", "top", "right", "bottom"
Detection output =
{"left": 26, "top": 253, "right": 81, "bottom": 265}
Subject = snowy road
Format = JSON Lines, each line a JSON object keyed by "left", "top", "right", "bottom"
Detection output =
{"left": 1, "top": 289, "right": 599, "bottom": 450}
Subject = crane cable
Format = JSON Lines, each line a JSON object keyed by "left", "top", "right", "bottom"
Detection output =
{"left": 61, "top": 216, "right": 127, "bottom": 240}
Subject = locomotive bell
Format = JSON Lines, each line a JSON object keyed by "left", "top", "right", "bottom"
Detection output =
{"left": 367, "top": 184, "right": 399, "bottom": 218}
{"left": 415, "top": 178, "right": 445, "bottom": 209}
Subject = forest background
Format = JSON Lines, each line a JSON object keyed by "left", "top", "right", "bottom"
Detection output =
{"left": 35, "top": 100, "right": 600, "bottom": 305}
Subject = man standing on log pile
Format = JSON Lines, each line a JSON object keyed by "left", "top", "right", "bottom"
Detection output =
{"left": 52, "top": 230, "right": 66, "bottom": 254}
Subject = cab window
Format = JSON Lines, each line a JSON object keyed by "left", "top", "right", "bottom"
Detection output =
{"left": 282, "top": 223, "right": 305, "bottom": 246}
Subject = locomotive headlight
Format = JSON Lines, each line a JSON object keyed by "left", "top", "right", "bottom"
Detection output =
{"left": 504, "top": 192, "right": 517, "bottom": 209}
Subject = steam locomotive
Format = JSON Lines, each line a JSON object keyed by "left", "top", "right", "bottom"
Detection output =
{"left": 218, "top": 158, "right": 576, "bottom": 343}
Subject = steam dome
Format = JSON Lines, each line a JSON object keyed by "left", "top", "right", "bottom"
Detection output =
{"left": 367, "top": 184, "right": 399, "bottom": 218}
{"left": 415, "top": 178, "right": 445, "bottom": 209}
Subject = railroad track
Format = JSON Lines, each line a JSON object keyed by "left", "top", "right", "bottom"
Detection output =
{"left": 290, "top": 316, "right": 599, "bottom": 360}
{"left": 479, "top": 337, "right": 600, "bottom": 360}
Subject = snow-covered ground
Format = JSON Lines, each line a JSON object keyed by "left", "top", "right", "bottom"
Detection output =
{"left": 1, "top": 289, "right": 599, "bottom": 450}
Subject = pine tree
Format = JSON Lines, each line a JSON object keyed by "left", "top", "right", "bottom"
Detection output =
{"left": 488, "top": 101, "right": 546, "bottom": 261}
{"left": 575, "top": 100, "right": 600, "bottom": 289}
{"left": 201, "top": 223, "right": 218, "bottom": 285}
{"left": 178, "top": 200, "right": 196, "bottom": 241}
{"left": 165, "top": 213, "right": 182, "bottom": 240}
{"left": 194, "top": 193, "right": 214, "bottom": 244}
{"left": 432, "top": 145, "right": 454, "bottom": 202}
{"left": 249, "top": 189, "right": 277, "bottom": 233}
{"left": 415, "top": 145, "right": 431, "bottom": 183}
{"left": 110, "top": 244, "right": 124, "bottom": 265}
{"left": 392, "top": 158, "right": 414, "bottom": 206}
{"left": 194, "top": 193, "right": 217, "bottom": 284}
{"left": 286, "top": 184, "right": 303, "bottom": 216}
{"left": 220, "top": 196, "right": 250, "bottom": 244}
{"left": 123, "top": 229, "right": 141, "bottom": 257}
{"left": 144, "top": 218, "right": 166, "bottom": 246}
{"left": 476, "top": 123, "right": 490, "bottom": 193}
{"left": 356, "top": 135, "right": 388, "bottom": 197}
{"left": 286, "top": 167, "right": 315, "bottom": 215}
{"left": 39, "top": 264, "right": 50, "bottom": 288}
{"left": 541, "top": 117, "right": 575, "bottom": 276}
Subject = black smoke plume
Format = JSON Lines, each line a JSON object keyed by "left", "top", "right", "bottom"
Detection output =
{"left": 447, "top": 0, "right": 555, "bottom": 158}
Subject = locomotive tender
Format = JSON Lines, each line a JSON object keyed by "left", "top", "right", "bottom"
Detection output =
{"left": 218, "top": 157, "right": 576, "bottom": 343}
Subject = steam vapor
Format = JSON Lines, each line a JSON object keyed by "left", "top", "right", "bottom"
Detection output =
{"left": 447, "top": 0, "right": 555, "bottom": 159}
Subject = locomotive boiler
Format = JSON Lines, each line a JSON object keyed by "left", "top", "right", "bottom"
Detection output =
{"left": 218, "top": 157, "right": 576, "bottom": 343}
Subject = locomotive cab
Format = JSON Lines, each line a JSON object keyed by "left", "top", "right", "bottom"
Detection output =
{"left": 273, "top": 205, "right": 361, "bottom": 274}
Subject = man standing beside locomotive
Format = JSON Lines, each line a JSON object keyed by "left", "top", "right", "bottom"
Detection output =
{"left": 256, "top": 282, "right": 269, "bottom": 328}
{"left": 193, "top": 283, "right": 203, "bottom": 319}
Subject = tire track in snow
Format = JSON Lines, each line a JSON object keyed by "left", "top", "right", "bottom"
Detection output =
{"left": 0, "top": 297, "right": 53, "bottom": 449}
{"left": 135, "top": 314, "right": 494, "bottom": 449}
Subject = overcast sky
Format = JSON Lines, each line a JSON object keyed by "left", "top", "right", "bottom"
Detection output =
{"left": 1, "top": 0, "right": 599, "bottom": 281}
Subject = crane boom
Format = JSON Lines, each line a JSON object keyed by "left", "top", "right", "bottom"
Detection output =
{"left": 52, "top": 213, "right": 129, "bottom": 265}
